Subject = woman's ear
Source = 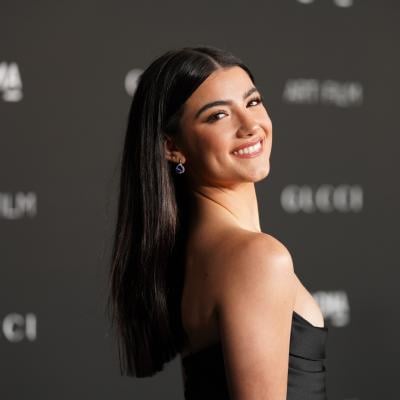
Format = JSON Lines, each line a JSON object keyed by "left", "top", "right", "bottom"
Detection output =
{"left": 163, "top": 134, "right": 186, "bottom": 163}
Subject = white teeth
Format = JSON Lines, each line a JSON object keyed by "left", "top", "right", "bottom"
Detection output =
{"left": 233, "top": 140, "right": 262, "bottom": 155}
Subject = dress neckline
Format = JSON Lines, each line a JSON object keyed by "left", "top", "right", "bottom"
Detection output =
{"left": 182, "top": 310, "right": 327, "bottom": 361}
{"left": 292, "top": 310, "right": 327, "bottom": 330}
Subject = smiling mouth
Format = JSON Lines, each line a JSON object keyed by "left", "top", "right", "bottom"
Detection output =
{"left": 232, "top": 138, "right": 264, "bottom": 158}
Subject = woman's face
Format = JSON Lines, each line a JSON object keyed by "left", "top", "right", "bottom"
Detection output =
{"left": 169, "top": 66, "right": 272, "bottom": 188}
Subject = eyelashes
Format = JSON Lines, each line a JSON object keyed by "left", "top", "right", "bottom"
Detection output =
{"left": 206, "top": 96, "right": 264, "bottom": 123}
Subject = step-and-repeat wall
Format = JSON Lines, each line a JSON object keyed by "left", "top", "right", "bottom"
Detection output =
{"left": 1, "top": 1, "right": 398, "bottom": 399}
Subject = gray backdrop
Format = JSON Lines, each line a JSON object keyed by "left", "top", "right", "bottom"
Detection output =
{"left": 1, "top": 1, "right": 399, "bottom": 399}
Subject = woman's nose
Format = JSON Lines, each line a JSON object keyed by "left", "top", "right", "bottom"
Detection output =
{"left": 237, "top": 113, "right": 260, "bottom": 137}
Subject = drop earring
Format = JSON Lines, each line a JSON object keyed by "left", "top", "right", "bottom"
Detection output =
{"left": 175, "top": 158, "right": 185, "bottom": 174}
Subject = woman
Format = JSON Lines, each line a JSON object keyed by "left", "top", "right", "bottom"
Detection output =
{"left": 108, "top": 45, "right": 328, "bottom": 399}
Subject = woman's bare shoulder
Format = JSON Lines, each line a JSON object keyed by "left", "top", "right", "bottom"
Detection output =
{"left": 207, "top": 228, "right": 296, "bottom": 306}
{"left": 212, "top": 228, "right": 294, "bottom": 275}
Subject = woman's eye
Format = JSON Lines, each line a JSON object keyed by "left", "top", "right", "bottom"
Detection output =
{"left": 206, "top": 96, "right": 263, "bottom": 123}
{"left": 206, "top": 111, "right": 227, "bottom": 123}
{"left": 248, "top": 96, "right": 263, "bottom": 107}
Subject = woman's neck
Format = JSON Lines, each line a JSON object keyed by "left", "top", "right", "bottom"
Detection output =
{"left": 190, "top": 181, "right": 262, "bottom": 233}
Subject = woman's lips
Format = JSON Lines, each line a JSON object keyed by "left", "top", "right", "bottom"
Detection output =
{"left": 232, "top": 138, "right": 264, "bottom": 158}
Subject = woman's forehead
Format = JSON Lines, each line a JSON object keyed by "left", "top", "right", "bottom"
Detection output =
{"left": 184, "top": 66, "right": 254, "bottom": 113}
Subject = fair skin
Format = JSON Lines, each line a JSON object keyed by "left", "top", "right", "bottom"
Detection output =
{"left": 165, "top": 65, "right": 271, "bottom": 233}
{"left": 164, "top": 66, "right": 324, "bottom": 400}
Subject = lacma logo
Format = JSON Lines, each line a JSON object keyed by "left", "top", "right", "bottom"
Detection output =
{"left": 0, "top": 62, "right": 23, "bottom": 102}
{"left": 313, "top": 290, "right": 351, "bottom": 327}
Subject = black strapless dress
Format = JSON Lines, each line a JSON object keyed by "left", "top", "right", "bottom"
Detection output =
{"left": 181, "top": 311, "right": 328, "bottom": 399}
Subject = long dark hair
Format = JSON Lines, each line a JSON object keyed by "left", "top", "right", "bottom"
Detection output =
{"left": 107, "top": 45, "right": 255, "bottom": 377}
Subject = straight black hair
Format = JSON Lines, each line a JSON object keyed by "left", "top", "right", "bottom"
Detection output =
{"left": 107, "top": 45, "right": 255, "bottom": 377}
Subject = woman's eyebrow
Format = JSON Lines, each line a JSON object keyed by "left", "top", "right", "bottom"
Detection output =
{"left": 194, "top": 86, "right": 258, "bottom": 120}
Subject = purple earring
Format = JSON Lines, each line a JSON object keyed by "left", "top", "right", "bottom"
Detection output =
{"left": 175, "top": 158, "right": 185, "bottom": 174}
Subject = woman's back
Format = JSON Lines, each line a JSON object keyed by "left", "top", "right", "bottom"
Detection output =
{"left": 180, "top": 226, "right": 328, "bottom": 399}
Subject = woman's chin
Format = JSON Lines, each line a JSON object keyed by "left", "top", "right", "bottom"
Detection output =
{"left": 241, "top": 160, "right": 271, "bottom": 183}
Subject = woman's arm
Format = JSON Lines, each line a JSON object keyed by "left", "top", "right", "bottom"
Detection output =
{"left": 214, "top": 234, "right": 297, "bottom": 400}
